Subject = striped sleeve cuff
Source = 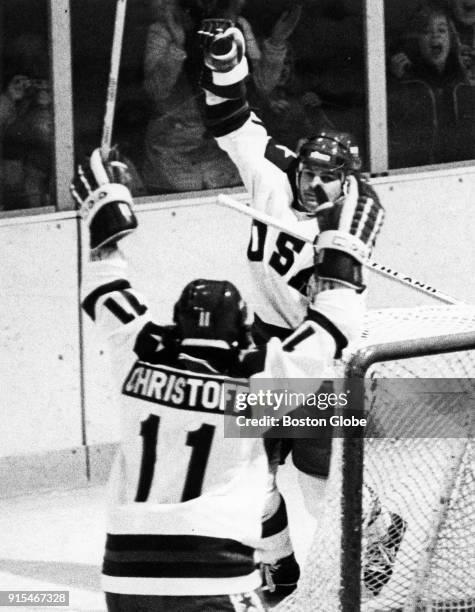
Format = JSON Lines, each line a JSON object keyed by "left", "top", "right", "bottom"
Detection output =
{"left": 82, "top": 279, "right": 131, "bottom": 321}
{"left": 205, "top": 98, "right": 250, "bottom": 137}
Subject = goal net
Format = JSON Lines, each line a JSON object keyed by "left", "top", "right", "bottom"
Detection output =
{"left": 277, "top": 305, "right": 475, "bottom": 612}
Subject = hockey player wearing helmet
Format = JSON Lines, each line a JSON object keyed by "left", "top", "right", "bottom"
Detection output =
{"left": 198, "top": 19, "right": 385, "bottom": 595}
{"left": 173, "top": 278, "right": 253, "bottom": 358}
{"left": 72, "top": 144, "right": 372, "bottom": 611}
{"left": 295, "top": 131, "right": 362, "bottom": 215}
{"left": 198, "top": 21, "right": 384, "bottom": 343}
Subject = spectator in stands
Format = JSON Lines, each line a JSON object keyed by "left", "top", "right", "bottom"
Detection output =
{"left": 16, "top": 77, "right": 54, "bottom": 208}
{"left": 142, "top": 0, "right": 298, "bottom": 194}
{"left": 255, "top": 43, "right": 336, "bottom": 151}
{"left": 1, "top": 32, "right": 53, "bottom": 210}
{"left": 257, "top": 0, "right": 367, "bottom": 163}
{"left": 387, "top": 2, "right": 474, "bottom": 168}
{"left": 449, "top": 0, "right": 475, "bottom": 85}
{"left": 1, "top": 73, "right": 53, "bottom": 209}
{"left": 3, "top": 76, "right": 54, "bottom": 209}
{"left": 0, "top": 74, "right": 30, "bottom": 210}
{"left": 0, "top": 75, "right": 30, "bottom": 139}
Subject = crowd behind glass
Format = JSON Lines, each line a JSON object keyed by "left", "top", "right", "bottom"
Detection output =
{"left": 1, "top": 0, "right": 474, "bottom": 212}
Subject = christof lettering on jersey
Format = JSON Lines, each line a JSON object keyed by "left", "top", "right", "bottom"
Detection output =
{"left": 123, "top": 361, "right": 246, "bottom": 416}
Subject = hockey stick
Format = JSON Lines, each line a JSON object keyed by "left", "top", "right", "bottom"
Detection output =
{"left": 100, "top": 0, "right": 128, "bottom": 160}
{"left": 218, "top": 194, "right": 462, "bottom": 305}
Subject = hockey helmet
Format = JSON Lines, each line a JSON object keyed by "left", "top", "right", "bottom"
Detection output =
{"left": 295, "top": 131, "right": 361, "bottom": 214}
{"left": 298, "top": 131, "right": 361, "bottom": 174}
{"left": 174, "top": 279, "right": 252, "bottom": 350}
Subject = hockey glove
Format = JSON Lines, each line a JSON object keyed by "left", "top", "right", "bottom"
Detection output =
{"left": 71, "top": 148, "right": 137, "bottom": 251}
{"left": 198, "top": 19, "right": 248, "bottom": 98}
{"left": 314, "top": 176, "right": 385, "bottom": 292}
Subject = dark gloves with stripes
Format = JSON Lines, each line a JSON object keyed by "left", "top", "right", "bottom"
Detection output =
{"left": 198, "top": 19, "right": 248, "bottom": 98}
{"left": 314, "top": 176, "right": 385, "bottom": 292}
{"left": 71, "top": 148, "right": 137, "bottom": 251}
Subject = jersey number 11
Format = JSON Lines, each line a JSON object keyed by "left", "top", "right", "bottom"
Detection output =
{"left": 135, "top": 414, "right": 215, "bottom": 503}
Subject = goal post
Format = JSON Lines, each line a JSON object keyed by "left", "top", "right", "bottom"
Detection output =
{"left": 348, "top": 331, "right": 475, "bottom": 378}
{"left": 341, "top": 328, "right": 475, "bottom": 611}
{"left": 277, "top": 305, "right": 475, "bottom": 612}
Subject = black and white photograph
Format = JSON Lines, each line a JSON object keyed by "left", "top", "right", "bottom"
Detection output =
{"left": 1, "top": 0, "right": 474, "bottom": 610}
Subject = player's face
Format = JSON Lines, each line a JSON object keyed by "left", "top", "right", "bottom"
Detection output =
{"left": 298, "top": 167, "right": 342, "bottom": 213}
{"left": 419, "top": 15, "right": 451, "bottom": 72}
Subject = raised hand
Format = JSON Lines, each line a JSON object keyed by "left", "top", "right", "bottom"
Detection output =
{"left": 390, "top": 52, "right": 412, "bottom": 79}
{"left": 198, "top": 19, "right": 248, "bottom": 98}
{"left": 198, "top": 19, "right": 242, "bottom": 71}
{"left": 163, "top": 1, "right": 186, "bottom": 47}
{"left": 270, "top": 3, "right": 302, "bottom": 45}
{"left": 71, "top": 148, "right": 137, "bottom": 251}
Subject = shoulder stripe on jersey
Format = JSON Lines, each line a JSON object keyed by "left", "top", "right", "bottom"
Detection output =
{"left": 306, "top": 309, "right": 348, "bottom": 359}
{"left": 82, "top": 279, "right": 131, "bottom": 320}
{"left": 103, "top": 534, "right": 255, "bottom": 579}
{"left": 264, "top": 138, "right": 297, "bottom": 172}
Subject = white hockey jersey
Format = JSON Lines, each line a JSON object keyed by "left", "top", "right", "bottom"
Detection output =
{"left": 216, "top": 113, "right": 318, "bottom": 331}
{"left": 82, "top": 249, "right": 363, "bottom": 596}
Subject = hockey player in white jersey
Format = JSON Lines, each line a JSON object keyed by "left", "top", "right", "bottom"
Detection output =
{"left": 197, "top": 18, "right": 386, "bottom": 595}
{"left": 71, "top": 140, "right": 376, "bottom": 610}
{"left": 198, "top": 19, "right": 385, "bottom": 344}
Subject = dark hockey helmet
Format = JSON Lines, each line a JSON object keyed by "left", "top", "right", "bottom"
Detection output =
{"left": 173, "top": 279, "right": 252, "bottom": 350}
{"left": 298, "top": 131, "right": 361, "bottom": 175}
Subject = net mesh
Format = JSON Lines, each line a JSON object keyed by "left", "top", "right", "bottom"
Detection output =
{"left": 277, "top": 305, "right": 475, "bottom": 612}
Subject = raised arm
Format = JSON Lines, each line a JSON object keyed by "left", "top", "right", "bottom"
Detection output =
{"left": 198, "top": 20, "right": 296, "bottom": 211}
{"left": 251, "top": 4, "right": 302, "bottom": 95}
{"left": 71, "top": 149, "right": 153, "bottom": 353}
{"left": 144, "top": 5, "right": 187, "bottom": 103}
